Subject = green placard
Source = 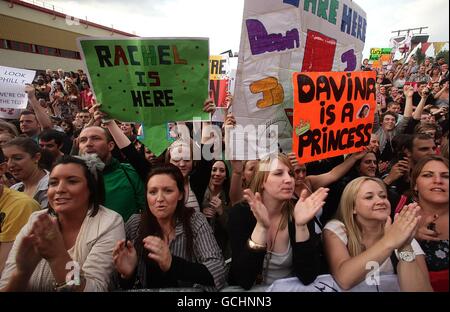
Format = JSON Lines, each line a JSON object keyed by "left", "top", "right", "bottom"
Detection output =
{"left": 78, "top": 37, "right": 210, "bottom": 155}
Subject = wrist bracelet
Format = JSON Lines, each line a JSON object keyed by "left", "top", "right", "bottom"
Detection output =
{"left": 53, "top": 272, "right": 84, "bottom": 292}
{"left": 247, "top": 238, "right": 267, "bottom": 251}
{"left": 53, "top": 280, "right": 75, "bottom": 292}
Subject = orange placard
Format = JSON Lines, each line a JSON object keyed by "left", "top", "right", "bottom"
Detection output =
{"left": 380, "top": 54, "right": 392, "bottom": 65}
{"left": 292, "top": 71, "right": 377, "bottom": 164}
{"left": 371, "top": 60, "right": 381, "bottom": 69}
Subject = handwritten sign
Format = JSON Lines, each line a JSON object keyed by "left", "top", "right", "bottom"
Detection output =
{"left": 209, "top": 54, "right": 230, "bottom": 108}
{"left": 78, "top": 37, "right": 209, "bottom": 155}
{"left": 369, "top": 48, "right": 393, "bottom": 68}
{"left": 232, "top": 0, "right": 367, "bottom": 157}
{"left": 292, "top": 71, "right": 376, "bottom": 163}
{"left": 0, "top": 107, "right": 21, "bottom": 119}
{"left": 0, "top": 66, "right": 36, "bottom": 109}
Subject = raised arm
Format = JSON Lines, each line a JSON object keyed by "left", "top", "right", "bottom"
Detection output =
{"left": 91, "top": 104, "right": 151, "bottom": 181}
{"left": 392, "top": 63, "right": 405, "bottom": 81}
{"left": 324, "top": 204, "right": 431, "bottom": 291}
{"left": 323, "top": 224, "right": 396, "bottom": 290}
{"left": 25, "top": 85, "right": 52, "bottom": 130}
{"left": 412, "top": 89, "right": 429, "bottom": 120}
{"left": 229, "top": 160, "right": 244, "bottom": 206}
{"left": 373, "top": 105, "right": 381, "bottom": 133}
{"left": 403, "top": 86, "right": 414, "bottom": 118}
{"left": 308, "top": 152, "right": 366, "bottom": 191}
{"left": 223, "top": 112, "right": 244, "bottom": 206}
{"left": 433, "top": 81, "right": 448, "bottom": 99}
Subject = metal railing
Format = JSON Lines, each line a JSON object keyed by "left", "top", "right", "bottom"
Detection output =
{"left": 19, "top": 0, "right": 65, "bottom": 14}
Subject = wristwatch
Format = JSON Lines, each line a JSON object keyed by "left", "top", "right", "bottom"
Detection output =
{"left": 398, "top": 245, "right": 416, "bottom": 262}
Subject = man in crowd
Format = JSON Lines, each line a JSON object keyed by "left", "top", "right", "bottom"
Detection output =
{"left": 21, "top": 86, "right": 53, "bottom": 142}
{"left": 77, "top": 126, "right": 145, "bottom": 222}
{"left": 38, "top": 129, "right": 66, "bottom": 164}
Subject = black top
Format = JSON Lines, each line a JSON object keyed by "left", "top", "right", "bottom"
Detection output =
{"left": 227, "top": 202, "right": 321, "bottom": 290}
{"left": 305, "top": 156, "right": 344, "bottom": 176}
{"left": 121, "top": 143, "right": 152, "bottom": 182}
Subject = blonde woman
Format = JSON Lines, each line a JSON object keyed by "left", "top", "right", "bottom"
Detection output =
{"left": 323, "top": 177, "right": 432, "bottom": 291}
{"left": 228, "top": 153, "right": 328, "bottom": 290}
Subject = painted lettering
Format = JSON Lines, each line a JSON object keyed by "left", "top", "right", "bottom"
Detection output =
{"left": 341, "top": 49, "right": 357, "bottom": 71}
{"left": 283, "top": 0, "right": 300, "bottom": 7}
{"left": 127, "top": 46, "right": 140, "bottom": 65}
{"left": 114, "top": 45, "right": 129, "bottom": 66}
{"left": 296, "top": 73, "right": 376, "bottom": 104}
{"left": 317, "top": 0, "right": 329, "bottom": 21}
{"left": 304, "top": 0, "right": 317, "bottom": 14}
{"left": 340, "top": 4, "right": 367, "bottom": 43}
{"left": 246, "top": 19, "right": 300, "bottom": 55}
{"left": 93, "top": 45, "right": 188, "bottom": 67}
{"left": 95, "top": 46, "right": 113, "bottom": 67}
{"left": 131, "top": 90, "right": 174, "bottom": 107}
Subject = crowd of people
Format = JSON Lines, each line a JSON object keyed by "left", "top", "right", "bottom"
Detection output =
{"left": 0, "top": 54, "right": 448, "bottom": 292}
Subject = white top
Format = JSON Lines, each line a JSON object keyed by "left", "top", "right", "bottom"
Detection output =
{"left": 263, "top": 240, "right": 293, "bottom": 285}
{"left": 0, "top": 206, "right": 125, "bottom": 291}
{"left": 324, "top": 220, "right": 424, "bottom": 274}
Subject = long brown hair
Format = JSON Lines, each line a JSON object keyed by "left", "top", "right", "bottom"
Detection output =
{"left": 410, "top": 155, "right": 449, "bottom": 201}
{"left": 136, "top": 164, "right": 194, "bottom": 259}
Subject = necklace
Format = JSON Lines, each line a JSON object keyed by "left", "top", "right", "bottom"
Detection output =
{"left": 258, "top": 215, "right": 284, "bottom": 284}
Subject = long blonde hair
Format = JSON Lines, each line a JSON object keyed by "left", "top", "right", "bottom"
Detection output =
{"left": 336, "top": 177, "right": 387, "bottom": 257}
{"left": 249, "top": 153, "right": 294, "bottom": 230}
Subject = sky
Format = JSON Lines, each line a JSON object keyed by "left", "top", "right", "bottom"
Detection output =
{"left": 44, "top": 0, "right": 449, "bottom": 61}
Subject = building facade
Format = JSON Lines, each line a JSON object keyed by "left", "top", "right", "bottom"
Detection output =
{"left": 0, "top": 0, "right": 135, "bottom": 71}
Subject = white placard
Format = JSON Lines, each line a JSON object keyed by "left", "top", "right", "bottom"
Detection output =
{"left": 0, "top": 65, "right": 36, "bottom": 109}
{"left": 0, "top": 107, "right": 21, "bottom": 119}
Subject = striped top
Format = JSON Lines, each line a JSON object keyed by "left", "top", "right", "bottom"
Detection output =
{"left": 185, "top": 180, "right": 200, "bottom": 212}
{"left": 123, "top": 211, "right": 226, "bottom": 291}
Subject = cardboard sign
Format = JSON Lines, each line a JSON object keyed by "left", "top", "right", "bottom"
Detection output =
{"left": 369, "top": 48, "right": 393, "bottom": 68}
{"left": 0, "top": 66, "right": 36, "bottom": 109}
{"left": 292, "top": 71, "right": 376, "bottom": 164}
{"left": 209, "top": 55, "right": 230, "bottom": 108}
{"left": 232, "top": 0, "right": 367, "bottom": 157}
{"left": 0, "top": 107, "right": 21, "bottom": 119}
{"left": 78, "top": 37, "right": 210, "bottom": 155}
